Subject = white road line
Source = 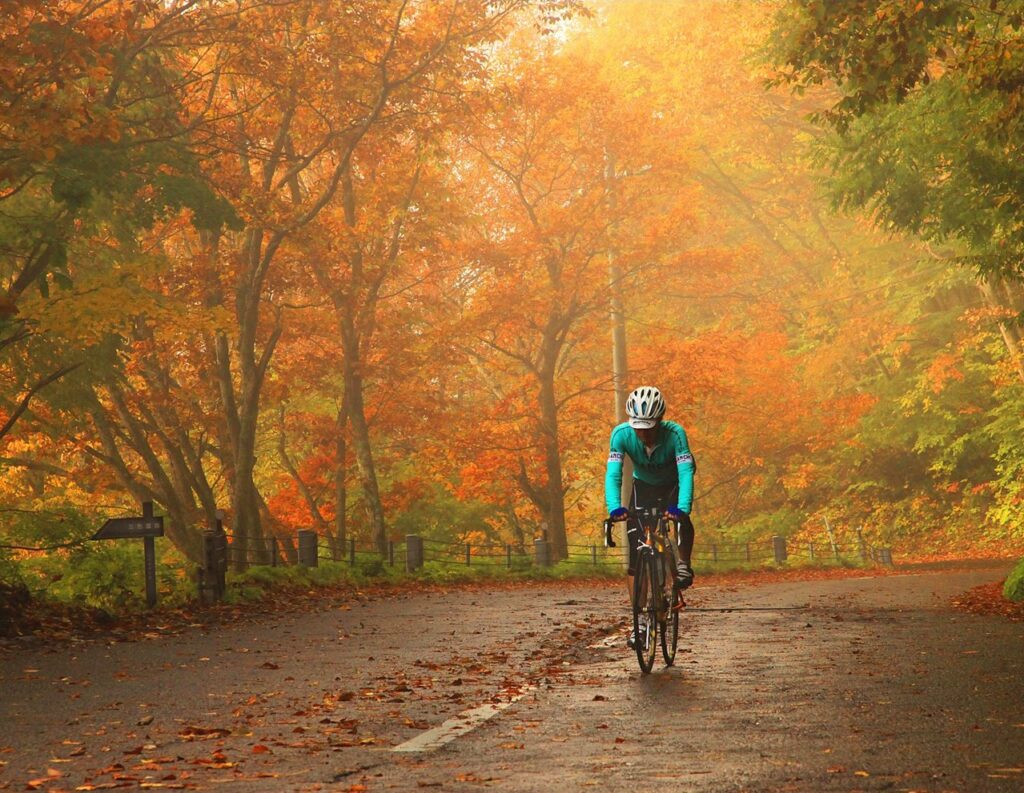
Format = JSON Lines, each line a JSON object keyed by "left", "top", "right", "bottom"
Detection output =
{"left": 392, "top": 687, "right": 535, "bottom": 753}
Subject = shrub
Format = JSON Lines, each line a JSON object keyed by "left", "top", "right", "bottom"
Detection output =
{"left": 1003, "top": 558, "right": 1024, "bottom": 602}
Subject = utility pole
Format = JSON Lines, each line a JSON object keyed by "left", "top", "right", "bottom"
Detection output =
{"left": 605, "top": 151, "right": 630, "bottom": 425}
{"left": 605, "top": 150, "right": 632, "bottom": 510}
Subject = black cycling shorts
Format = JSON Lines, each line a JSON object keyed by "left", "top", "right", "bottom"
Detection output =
{"left": 625, "top": 480, "right": 678, "bottom": 576}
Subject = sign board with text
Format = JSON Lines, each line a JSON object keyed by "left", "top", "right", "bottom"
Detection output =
{"left": 92, "top": 515, "right": 164, "bottom": 540}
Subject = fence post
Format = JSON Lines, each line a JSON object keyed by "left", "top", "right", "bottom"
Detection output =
{"left": 388, "top": 540, "right": 395, "bottom": 567}
{"left": 745, "top": 543, "right": 751, "bottom": 563}
{"left": 270, "top": 537, "right": 279, "bottom": 568}
{"left": 856, "top": 528, "right": 867, "bottom": 562}
{"left": 346, "top": 537, "right": 355, "bottom": 565}
{"left": 808, "top": 542, "right": 815, "bottom": 560}
{"left": 465, "top": 543, "right": 471, "bottom": 566}
{"left": 534, "top": 537, "right": 551, "bottom": 567}
{"left": 297, "top": 530, "right": 318, "bottom": 567}
{"left": 711, "top": 543, "right": 718, "bottom": 563}
{"left": 213, "top": 513, "right": 226, "bottom": 598}
{"left": 200, "top": 532, "right": 216, "bottom": 605}
{"left": 506, "top": 544, "right": 513, "bottom": 568}
{"left": 772, "top": 535, "right": 788, "bottom": 564}
{"left": 834, "top": 543, "right": 840, "bottom": 561}
{"left": 592, "top": 544, "right": 597, "bottom": 565}
{"left": 406, "top": 534, "right": 423, "bottom": 572}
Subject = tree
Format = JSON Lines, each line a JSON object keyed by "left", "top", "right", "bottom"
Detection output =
{"left": 768, "top": 0, "right": 1024, "bottom": 376}
{"left": 0, "top": 1, "right": 234, "bottom": 445}
{"left": 456, "top": 42, "right": 693, "bottom": 559}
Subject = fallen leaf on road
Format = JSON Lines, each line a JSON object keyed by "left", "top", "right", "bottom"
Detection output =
{"left": 178, "top": 726, "right": 230, "bottom": 741}
{"left": 455, "top": 773, "right": 493, "bottom": 782}
{"left": 854, "top": 770, "right": 870, "bottom": 777}
{"left": 27, "top": 769, "right": 62, "bottom": 789}
{"left": 251, "top": 745, "right": 271, "bottom": 754}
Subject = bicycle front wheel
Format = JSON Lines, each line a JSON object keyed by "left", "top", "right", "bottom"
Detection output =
{"left": 632, "top": 550, "right": 658, "bottom": 674}
{"left": 661, "top": 579, "right": 680, "bottom": 666}
{"left": 663, "top": 553, "right": 679, "bottom": 663}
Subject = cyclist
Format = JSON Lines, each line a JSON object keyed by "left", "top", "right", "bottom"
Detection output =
{"left": 605, "top": 385, "right": 696, "bottom": 648}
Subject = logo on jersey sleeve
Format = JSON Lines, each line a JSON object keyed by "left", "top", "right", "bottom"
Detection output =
{"left": 608, "top": 451, "right": 624, "bottom": 463}
{"left": 675, "top": 453, "right": 694, "bottom": 465}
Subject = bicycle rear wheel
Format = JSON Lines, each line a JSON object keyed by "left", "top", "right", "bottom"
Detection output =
{"left": 632, "top": 551, "right": 658, "bottom": 674}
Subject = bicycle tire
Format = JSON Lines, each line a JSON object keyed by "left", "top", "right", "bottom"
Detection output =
{"left": 661, "top": 579, "right": 680, "bottom": 666}
{"left": 663, "top": 549, "right": 679, "bottom": 668}
{"left": 632, "top": 550, "right": 658, "bottom": 674}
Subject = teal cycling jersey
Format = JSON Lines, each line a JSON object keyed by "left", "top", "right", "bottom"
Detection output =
{"left": 604, "top": 420, "right": 695, "bottom": 513}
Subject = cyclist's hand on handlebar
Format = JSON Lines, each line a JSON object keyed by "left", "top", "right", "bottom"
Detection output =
{"left": 609, "top": 507, "right": 628, "bottom": 522}
{"left": 665, "top": 506, "right": 685, "bottom": 521}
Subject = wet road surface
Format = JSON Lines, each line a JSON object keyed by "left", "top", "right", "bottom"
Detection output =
{"left": 2, "top": 565, "right": 1021, "bottom": 792}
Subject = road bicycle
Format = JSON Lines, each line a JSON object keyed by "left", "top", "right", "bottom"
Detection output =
{"left": 605, "top": 508, "right": 684, "bottom": 674}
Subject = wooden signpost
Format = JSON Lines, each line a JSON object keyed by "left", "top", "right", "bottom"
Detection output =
{"left": 92, "top": 501, "right": 164, "bottom": 607}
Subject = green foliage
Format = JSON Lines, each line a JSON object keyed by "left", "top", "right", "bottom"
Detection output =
{"left": 0, "top": 505, "right": 195, "bottom": 612}
{"left": 769, "top": 0, "right": 1024, "bottom": 278}
{"left": 1004, "top": 559, "right": 1024, "bottom": 602}
{"left": 358, "top": 556, "right": 387, "bottom": 577}
{"left": 728, "top": 506, "right": 806, "bottom": 542}
{"left": 18, "top": 538, "right": 194, "bottom": 612}
{"left": 0, "top": 506, "right": 94, "bottom": 551}
{"left": 390, "top": 486, "right": 495, "bottom": 545}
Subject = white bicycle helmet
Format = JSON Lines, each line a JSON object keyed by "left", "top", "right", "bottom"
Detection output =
{"left": 626, "top": 386, "right": 665, "bottom": 429}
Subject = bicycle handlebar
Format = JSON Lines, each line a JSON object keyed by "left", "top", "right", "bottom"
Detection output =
{"left": 603, "top": 519, "right": 616, "bottom": 548}
{"left": 605, "top": 509, "right": 681, "bottom": 548}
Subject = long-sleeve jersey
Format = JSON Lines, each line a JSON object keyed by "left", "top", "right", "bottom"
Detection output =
{"left": 604, "top": 420, "right": 695, "bottom": 513}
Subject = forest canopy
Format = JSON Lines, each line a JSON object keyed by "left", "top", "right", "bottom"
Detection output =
{"left": 2, "top": 0, "right": 1022, "bottom": 597}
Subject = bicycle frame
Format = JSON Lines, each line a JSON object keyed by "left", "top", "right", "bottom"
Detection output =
{"left": 633, "top": 508, "right": 679, "bottom": 610}
{"left": 606, "top": 508, "right": 681, "bottom": 610}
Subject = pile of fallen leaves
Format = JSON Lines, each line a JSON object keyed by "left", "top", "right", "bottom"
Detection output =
{"left": 951, "top": 580, "right": 1024, "bottom": 622}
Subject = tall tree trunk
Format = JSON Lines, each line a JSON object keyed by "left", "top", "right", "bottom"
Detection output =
{"left": 340, "top": 315, "right": 387, "bottom": 555}
{"left": 334, "top": 403, "right": 348, "bottom": 557}
{"left": 538, "top": 369, "right": 567, "bottom": 561}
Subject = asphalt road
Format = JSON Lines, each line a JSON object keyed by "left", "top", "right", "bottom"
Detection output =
{"left": 1, "top": 564, "right": 1021, "bottom": 792}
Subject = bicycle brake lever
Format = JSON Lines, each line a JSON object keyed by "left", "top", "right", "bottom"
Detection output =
{"left": 603, "top": 519, "right": 616, "bottom": 548}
